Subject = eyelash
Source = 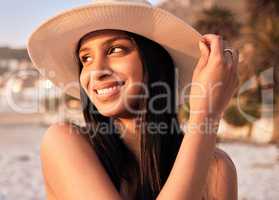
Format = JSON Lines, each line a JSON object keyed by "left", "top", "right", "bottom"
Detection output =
{"left": 80, "top": 46, "right": 125, "bottom": 64}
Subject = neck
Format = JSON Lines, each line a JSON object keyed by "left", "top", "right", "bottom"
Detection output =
{"left": 114, "top": 98, "right": 146, "bottom": 162}
{"left": 114, "top": 116, "right": 142, "bottom": 162}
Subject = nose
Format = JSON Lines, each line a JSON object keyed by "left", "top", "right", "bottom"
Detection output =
{"left": 88, "top": 52, "right": 113, "bottom": 81}
{"left": 89, "top": 69, "right": 113, "bottom": 81}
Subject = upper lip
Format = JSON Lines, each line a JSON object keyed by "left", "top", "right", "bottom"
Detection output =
{"left": 92, "top": 80, "right": 125, "bottom": 91}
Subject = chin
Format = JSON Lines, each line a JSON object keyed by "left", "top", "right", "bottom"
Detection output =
{"left": 91, "top": 94, "right": 124, "bottom": 114}
{"left": 97, "top": 105, "right": 127, "bottom": 118}
{"left": 95, "top": 99, "right": 140, "bottom": 119}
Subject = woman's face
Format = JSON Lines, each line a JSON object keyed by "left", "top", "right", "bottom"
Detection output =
{"left": 78, "top": 30, "right": 144, "bottom": 117}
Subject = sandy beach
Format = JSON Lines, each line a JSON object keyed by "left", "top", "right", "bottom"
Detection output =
{"left": 0, "top": 124, "right": 46, "bottom": 200}
{"left": 0, "top": 123, "right": 278, "bottom": 200}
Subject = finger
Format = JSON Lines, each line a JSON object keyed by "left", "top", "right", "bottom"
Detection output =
{"left": 232, "top": 76, "right": 240, "bottom": 97}
{"left": 232, "top": 61, "right": 240, "bottom": 90}
{"left": 226, "top": 77, "right": 238, "bottom": 100}
{"left": 230, "top": 58, "right": 239, "bottom": 90}
{"left": 223, "top": 40, "right": 234, "bottom": 67}
{"left": 195, "top": 39, "right": 210, "bottom": 73}
{"left": 201, "top": 34, "right": 224, "bottom": 63}
{"left": 224, "top": 51, "right": 234, "bottom": 68}
{"left": 225, "top": 50, "right": 239, "bottom": 97}
{"left": 230, "top": 49, "right": 239, "bottom": 75}
{"left": 232, "top": 49, "right": 239, "bottom": 67}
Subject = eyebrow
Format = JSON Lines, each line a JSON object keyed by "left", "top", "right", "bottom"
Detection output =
{"left": 79, "top": 36, "right": 133, "bottom": 54}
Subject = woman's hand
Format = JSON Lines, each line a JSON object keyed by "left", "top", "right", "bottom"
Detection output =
{"left": 189, "top": 34, "right": 239, "bottom": 122}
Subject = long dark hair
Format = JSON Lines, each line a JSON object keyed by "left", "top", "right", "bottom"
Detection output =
{"left": 75, "top": 30, "right": 184, "bottom": 200}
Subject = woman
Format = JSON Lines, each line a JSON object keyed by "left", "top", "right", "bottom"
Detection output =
{"left": 27, "top": 0, "right": 238, "bottom": 199}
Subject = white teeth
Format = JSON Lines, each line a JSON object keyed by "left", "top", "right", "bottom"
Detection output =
{"left": 96, "top": 85, "right": 121, "bottom": 95}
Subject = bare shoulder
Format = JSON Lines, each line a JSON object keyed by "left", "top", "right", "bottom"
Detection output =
{"left": 40, "top": 122, "right": 90, "bottom": 151}
{"left": 40, "top": 122, "right": 91, "bottom": 200}
{"left": 40, "top": 122, "right": 93, "bottom": 170}
{"left": 40, "top": 122, "right": 122, "bottom": 200}
{"left": 206, "top": 148, "right": 238, "bottom": 200}
{"left": 213, "top": 148, "right": 237, "bottom": 174}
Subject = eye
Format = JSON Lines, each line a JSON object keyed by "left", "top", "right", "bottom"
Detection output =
{"left": 80, "top": 54, "right": 93, "bottom": 64}
{"left": 108, "top": 46, "right": 124, "bottom": 54}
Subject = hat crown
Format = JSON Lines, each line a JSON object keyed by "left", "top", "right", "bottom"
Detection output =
{"left": 93, "top": 0, "right": 152, "bottom": 6}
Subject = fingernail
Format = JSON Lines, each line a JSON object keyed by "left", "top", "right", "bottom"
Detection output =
{"left": 200, "top": 38, "right": 206, "bottom": 43}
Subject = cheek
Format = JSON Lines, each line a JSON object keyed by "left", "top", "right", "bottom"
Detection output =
{"left": 79, "top": 68, "right": 91, "bottom": 90}
{"left": 114, "top": 55, "right": 143, "bottom": 83}
{"left": 127, "top": 57, "right": 144, "bottom": 94}
{"left": 116, "top": 56, "right": 145, "bottom": 103}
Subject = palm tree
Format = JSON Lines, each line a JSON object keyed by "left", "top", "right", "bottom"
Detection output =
{"left": 194, "top": 5, "right": 241, "bottom": 41}
{"left": 246, "top": 0, "right": 279, "bottom": 25}
{"left": 245, "top": 0, "right": 279, "bottom": 107}
{"left": 244, "top": 0, "right": 279, "bottom": 142}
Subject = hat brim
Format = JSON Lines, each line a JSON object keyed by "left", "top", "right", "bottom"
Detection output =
{"left": 27, "top": 2, "right": 202, "bottom": 105}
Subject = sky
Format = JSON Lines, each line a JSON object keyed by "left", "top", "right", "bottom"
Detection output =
{"left": 0, "top": 0, "right": 159, "bottom": 48}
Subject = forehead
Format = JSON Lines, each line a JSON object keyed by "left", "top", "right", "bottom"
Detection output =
{"left": 79, "top": 29, "right": 130, "bottom": 47}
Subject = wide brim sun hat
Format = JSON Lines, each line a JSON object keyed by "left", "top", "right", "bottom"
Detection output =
{"left": 27, "top": 0, "right": 202, "bottom": 106}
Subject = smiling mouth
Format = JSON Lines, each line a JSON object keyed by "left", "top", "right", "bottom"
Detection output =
{"left": 94, "top": 81, "right": 125, "bottom": 96}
